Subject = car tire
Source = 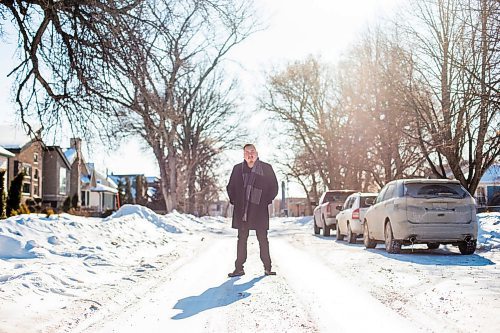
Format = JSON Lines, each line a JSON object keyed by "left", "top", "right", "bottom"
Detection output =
{"left": 347, "top": 223, "right": 356, "bottom": 244}
{"left": 322, "top": 216, "right": 330, "bottom": 236}
{"left": 336, "top": 222, "right": 344, "bottom": 241}
{"left": 313, "top": 216, "right": 320, "bottom": 235}
{"left": 384, "top": 222, "right": 401, "bottom": 254}
{"left": 458, "top": 239, "right": 477, "bottom": 255}
{"left": 363, "top": 222, "right": 376, "bottom": 249}
{"left": 427, "top": 243, "right": 440, "bottom": 250}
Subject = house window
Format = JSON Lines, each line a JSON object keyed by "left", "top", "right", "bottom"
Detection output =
{"left": 23, "top": 165, "right": 32, "bottom": 178}
{"left": 34, "top": 169, "right": 39, "bottom": 180}
{"left": 34, "top": 153, "right": 39, "bottom": 164}
{"left": 59, "top": 167, "right": 67, "bottom": 194}
{"left": 81, "top": 190, "right": 88, "bottom": 206}
{"left": 34, "top": 185, "right": 39, "bottom": 196}
{"left": 22, "top": 183, "right": 30, "bottom": 195}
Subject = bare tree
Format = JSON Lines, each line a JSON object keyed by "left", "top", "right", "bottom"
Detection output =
{"left": 177, "top": 72, "right": 242, "bottom": 214}
{"left": 276, "top": 148, "right": 320, "bottom": 214}
{"left": 261, "top": 56, "right": 346, "bottom": 190}
{"left": 1, "top": 0, "right": 143, "bottom": 139}
{"left": 399, "top": 0, "right": 500, "bottom": 194}
{"left": 102, "top": 0, "right": 257, "bottom": 212}
{"left": 338, "top": 26, "right": 427, "bottom": 188}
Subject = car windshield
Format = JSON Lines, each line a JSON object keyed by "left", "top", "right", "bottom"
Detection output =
{"left": 324, "top": 192, "right": 353, "bottom": 203}
{"left": 405, "top": 183, "right": 467, "bottom": 199}
{"left": 360, "top": 196, "right": 377, "bottom": 208}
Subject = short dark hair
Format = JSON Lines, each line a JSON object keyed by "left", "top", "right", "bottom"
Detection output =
{"left": 243, "top": 143, "right": 256, "bottom": 150}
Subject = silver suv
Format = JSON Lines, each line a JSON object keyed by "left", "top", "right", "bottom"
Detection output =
{"left": 336, "top": 192, "right": 378, "bottom": 243}
{"left": 363, "top": 179, "right": 478, "bottom": 254}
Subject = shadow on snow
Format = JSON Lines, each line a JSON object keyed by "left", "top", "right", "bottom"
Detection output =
{"left": 171, "top": 276, "right": 264, "bottom": 319}
{"left": 365, "top": 247, "right": 495, "bottom": 266}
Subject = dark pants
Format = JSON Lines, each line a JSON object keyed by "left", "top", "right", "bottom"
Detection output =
{"left": 235, "top": 224, "right": 271, "bottom": 271}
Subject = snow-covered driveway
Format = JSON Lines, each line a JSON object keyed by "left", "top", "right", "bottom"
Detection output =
{"left": 1, "top": 208, "right": 499, "bottom": 332}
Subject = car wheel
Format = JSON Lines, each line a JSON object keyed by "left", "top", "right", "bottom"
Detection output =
{"left": 427, "top": 243, "right": 440, "bottom": 250}
{"left": 347, "top": 223, "right": 356, "bottom": 244}
{"left": 313, "top": 216, "right": 320, "bottom": 235}
{"left": 458, "top": 239, "right": 477, "bottom": 255}
{"left": 322, "top": 216, "right": 330, "bottom": 236}
{"left": 336, "top": 222, "right": 344, "bottom": 241}
{"left": 384, "top": 222, "right": 401, "bottom": 254}
{"left": 363, "top": 222, "right": 376, "bottom": 249}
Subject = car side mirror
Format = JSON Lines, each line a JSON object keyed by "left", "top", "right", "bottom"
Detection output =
{"left": 365, "top": 198, "right": 375, "bottom": 206}
{"left": 335, "top": 205, "right": 343, "bottom": 211}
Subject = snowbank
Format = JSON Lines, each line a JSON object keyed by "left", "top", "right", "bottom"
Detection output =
{"left": 105, "top": 204, "right": 181, "bottom": 233}
{"left": 0, "top": 206, "right": 228, "bottom": 311}
{"left": 477, "top": 212, "right": 500, "bottom": 250}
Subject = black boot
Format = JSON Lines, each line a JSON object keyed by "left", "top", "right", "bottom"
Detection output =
{"left": 228, "top": 270, "right": 245, "bottom": 278}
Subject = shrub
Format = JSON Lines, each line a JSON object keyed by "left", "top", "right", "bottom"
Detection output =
{"left": 62, "top": 196, "right": 71, "bottom": 212}
{"left": 101, "top": 209, "right": 115, "bottom": 218}
{"left": 71, "top": 193, "right": 79, "bottom": 209}
{"left": 19, "top": 203, "right": 30, "bottom": 215}
{"left": 42, "top": 207, "right": 56, "bottom": 217}
{"left": 68, "top": 208, "right": 90, "bottom": 217}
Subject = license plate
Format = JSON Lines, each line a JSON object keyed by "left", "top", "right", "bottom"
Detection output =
{"left": 433, "top": 202, "right": 448, "bottom": 209}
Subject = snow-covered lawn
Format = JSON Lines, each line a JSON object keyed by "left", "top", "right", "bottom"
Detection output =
{"left": 0, "top": 206, "right": 499, "bottom": 332}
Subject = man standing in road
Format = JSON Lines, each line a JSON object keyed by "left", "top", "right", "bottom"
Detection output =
{"left": 227, "top": 144, "right": 279, "bottom": 277}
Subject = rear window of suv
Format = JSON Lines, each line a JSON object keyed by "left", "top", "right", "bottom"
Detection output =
{"left": 324, "top": 191, "right": 354, "bottom": 203}
{"left": 360, "top": 195, "right": 377, "bottom": 208}
{"left": 405, "top": 183, "right": 468, "bottom": 199}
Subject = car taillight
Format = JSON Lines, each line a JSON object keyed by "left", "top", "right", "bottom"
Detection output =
{"left": 352, "top": 208, "right": 360, "bottom": 220}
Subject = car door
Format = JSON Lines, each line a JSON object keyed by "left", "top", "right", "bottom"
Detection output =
{"left": 314, "top": 192, "right": 326, "bottom": 227}
{"left": 338, "top": 196, "right": 354, "bottom": 232}
{"left": 379, "top": 184, "right": 397, "bottom": 238}
{"left": 369, "top": 185, "right": 390, "bottom": 240}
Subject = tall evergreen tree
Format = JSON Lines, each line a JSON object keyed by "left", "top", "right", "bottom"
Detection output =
{"left": 6, "top": 172, "right": 25, "bottom": 217}
{"left": 124, "top": 177, "right": 134, "bottom": 204}
{"left": 117, "top": 179, "right": 126, "bottom": 208}
{"left": 0, "top": 170, "right": 6, "bottom": 219}
{"left": 62, "top": 196, "right": 71, "bottom": 212}
{"left": 71, "top": 193, "right": 79, "bottom": 209}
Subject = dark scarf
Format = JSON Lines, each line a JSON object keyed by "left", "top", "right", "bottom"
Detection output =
{"left": 242, "top": 158, "right": 264, "bottom": 222}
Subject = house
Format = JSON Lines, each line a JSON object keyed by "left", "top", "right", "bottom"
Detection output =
{"left": 272, "top": 197, "right": 311, "bottom": 217}
{"left": 86, "top": 163, "right": 118, "bottom": 212}
{"left": 64, "top": 138, "right": 118, "bottom": 212}
{"left": 42, "top": 146, "right": 72, "bottom": 208}
{"left": 476, "top": 164, "right": 500, "bottom": 207}
{"left": 0, "top": 146, "right": 15, "bottom": 190}
{"left": 3, "top": 139, "right": 44, "bottom": 204}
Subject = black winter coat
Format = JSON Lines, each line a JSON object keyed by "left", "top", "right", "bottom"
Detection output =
{"left": 227, "top": 160, "right": 278, "bottom": 230}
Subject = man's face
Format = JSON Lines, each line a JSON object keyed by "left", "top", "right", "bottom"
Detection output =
{"left": 244, "top": 147, "right": 258, "bottom": 166}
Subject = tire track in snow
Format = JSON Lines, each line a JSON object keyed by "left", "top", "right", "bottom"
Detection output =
{"left": 75, "top": 234, "right": 318, "bottom": 332}
{"left": 271, "top": 236, "right": 423, "bottom": 333}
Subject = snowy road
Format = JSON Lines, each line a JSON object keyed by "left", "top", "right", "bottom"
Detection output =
{"left": 66, "top": 217, "right": 499, "bottom": 333}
